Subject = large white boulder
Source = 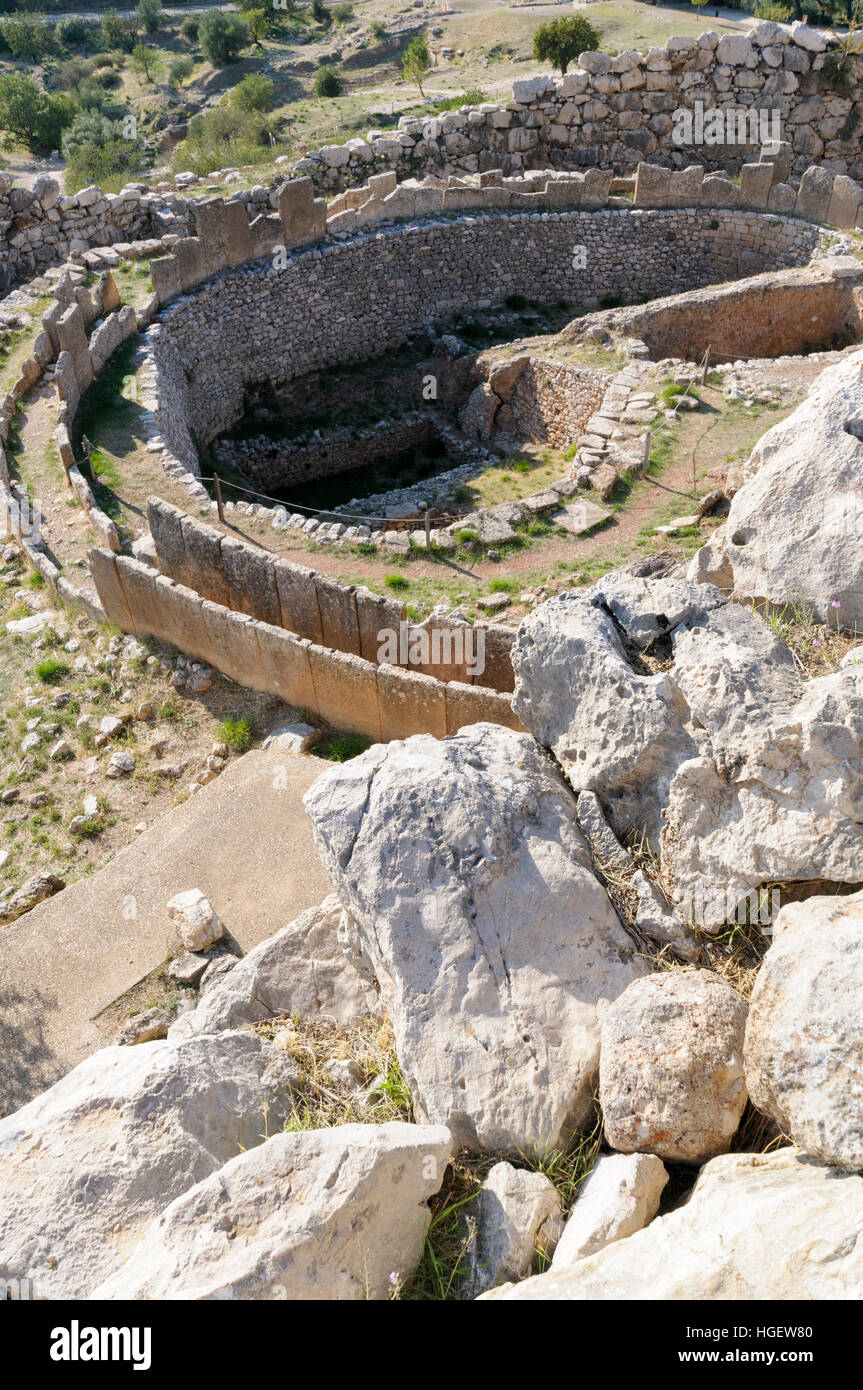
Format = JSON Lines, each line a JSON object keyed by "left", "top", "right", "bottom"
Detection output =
{"left": 93, "top": 1122, "right": 452, "bottom": 1300}
{"left": 0, "top": 1033, "right": 302, "bottom": 1298}
{"left": 482, "top": 1148, "right": 863, "bottom": 1299}
{"left": 169, "top": 895, "right": 376, "bottom": 1040}
{"left": 600, "top": 971, "right": 748, "bottom": 1162}
{"left": 723, "top": 349, "right": 863, "bottom": 625}
{"left": 745, "top": 890, "right": 863, "bottom": 1171}
{"left": 303, "top": 724, "right": 645, "bottom": 1153}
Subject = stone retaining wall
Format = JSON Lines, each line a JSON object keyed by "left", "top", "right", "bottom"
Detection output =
{"left": 565, "top": 257, "right": 863, "bottom": 360}
{"left": 214, "top": 414, "right": 437, "bottom": 493}
{"left": 90, "top": 545, "right": 523, "bottom": 742}
{"left": 144, "top": 498, "right": 516, "bottom": 692}
{"left": 293, "top": 25, "right": 863, "bottom": 189}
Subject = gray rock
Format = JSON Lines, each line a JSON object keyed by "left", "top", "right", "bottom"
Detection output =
{"left": 482, "top": 1148, "right": 863, "bottom": 1299}
{"left": 93, "top": 1122, "right": 452, "bottom": 1300}
{"left": 169, "top": 896, "right": 376, "bottom": 1040}
{"left": 600, "top": 970, "right": 748, "bottom": 1162}
{"left": 462, "top": 1162, "right": 563, "bottom": 1298}
{"left": 551, "top": 1153, "right": 668, "bottom": 1268}
{"left": 0, "top": 1032, "right": 304, "bottom": 1298}
{"left": 745, "top": 889, "right": 863, "bottom": 1171}
{"left": 303, "top": 724, "right": 645, "bottom": 1153}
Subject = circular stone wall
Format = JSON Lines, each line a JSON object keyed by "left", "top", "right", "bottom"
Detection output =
{"left": 148, "top": 207, "right": 821, "bottom": 471}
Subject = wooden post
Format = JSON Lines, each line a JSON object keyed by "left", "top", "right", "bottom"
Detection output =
{"left": 700, "top": 346, "right": 710, "bottom": 385}
{"left": 423, "top": 504, "right": 431, "bottom": 549}
{"left": 214, "top": 473, "right": 225, "bottom": 524}
{"left": 641, "top": 430, "right": 651, "bottom": 478}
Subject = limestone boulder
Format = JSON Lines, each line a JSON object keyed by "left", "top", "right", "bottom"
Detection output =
{"left": 0, "top": 1032, "right": 303, "bottom": 1298}
{"left": 482, "top": 1148, "right": 863, "bottom": 1299}
{"left": 303, "top": 724, "right": 646, "bottom": 1153}
{"left": 551, "top": 1152, "right": 668, "bottom": 1269}
{"left": 461, "top": 1161, "right": 563, "bottom": 1298}
{"left": 512, "top": 577, "right": 863, "bottom": 926}
{"left": 93, "top": 1122, "right": 452, "bottom": 1300}
{"left": 724, "top": 349, "right": 863, "bottom": 624}
{"left": 169, "top": 895, "right": 376, "bottom": 1040}
{"left": 745, "top": 890, "right": 863, "bottom": 1171}
{"left": 167, "top": 887, "right": 223, "bottom": 950}
{"left": 599, "top": 971, "right": 748, "bottom": 1162}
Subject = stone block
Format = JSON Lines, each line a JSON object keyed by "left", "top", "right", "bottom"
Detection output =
{"left": 253, "top": 622, "right": 317, "bottom": 710}
{"left": 308, "top": 646, "right": 381, "bottom": 742}
{"left": 220, "top": 535, "right": 281, "bottom": 626}
{"left": 173, "top": 236, "right": 208, "bottom": 293}
{"left": 88, "top": 547, "right": 136, "bottom": 632}
{"left": 739, "top": 162, "right": 774, "bottom": 211}
{"left": 274, "top": 559, "right": 323, "bottom": 643}
{"left": 377, "top": 663, "right": 446, "bottom": 740}
{"left": 150, "top": 255, "right": 182, "bottom": 305}
{"left": 180, "top": 514, "right": 230, "bottom": 606}
{"left": 278, "top": 178, "right": 319, "bottom": 248}
{"left": 313, "top": 573, "right": 361, "bottom": 656}
{"left": 794, "top": 166, "right": 834, "bottom": 224}
{"left": 57, "top": 303, "right": 93, "bottom": 393}
{"left": 445, "top": 680, "right": 526, "bottom": 735}
{"left": 355, "top": 586, "right": 405, "bottom": 665}
{"left": 634, "top": 162, "right": 672, "bottom": 208}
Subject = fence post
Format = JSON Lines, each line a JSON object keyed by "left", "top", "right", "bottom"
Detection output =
{"left": 700, "top": 346, "right": 711, "bottom": 385}
{"left": 214, "top": 473, "right": 225, "bottom": 525}
{"left": 641, "top": 430, "right": 651, "bottom": 478}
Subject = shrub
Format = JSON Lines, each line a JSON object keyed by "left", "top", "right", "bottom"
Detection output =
{"left": 199, "top": 11, "right": 249, "bottom": 66}
{"left": 370, "top": 19, "right": 387, "bottom": 41}
{"left": 35, "top": 658, "right": 70, "bottom": 685}
{"left": 180, "top": 16, "right": 199, "bottom": 43}
{"left": 532, "top": 16, "right": 600, "bottom": 75}
{"left": 384, "top": 572, "right": 409, "bottom": 591}
{"left": 131, "top": 42, "right": 160, "bottom": 84}
{"left": 311, "top": 0, "right": 331, "bottom": 25}
{"left": 230, "top": 72, "right": 274, "bottom": 112}
{"left": 0, "top": 73, "right": 75, "bottom": 152}
{"left": 180, "top": 103, "right": 270, "bottom": 174}
{"left": 219, "top": 716, "right": 254, "bottom": 749}
{"left": 316, "top": 733, "right": 369, "bottom": 762}
{"left": 62, "top": 110, "right": 144, "bottom": 192}
{"left": 135, "top": 0, "right": 163, "bottom": 35}
{"left": 332, "top": 3, "right": 353, "bottom": 20}
{"left": 314, "top": 64, "right": 342, "bottom": 97}
{"left": 57, "top": 16, "right": 93, "bottom": 48}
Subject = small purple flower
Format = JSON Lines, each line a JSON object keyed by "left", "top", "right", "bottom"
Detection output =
{"left": 831, "top": 599, "right": 841, "bottom": 609}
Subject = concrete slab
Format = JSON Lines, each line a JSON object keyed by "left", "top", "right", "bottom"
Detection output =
{"left": 0, "top": 748, "right": 331, "bottom": 1116}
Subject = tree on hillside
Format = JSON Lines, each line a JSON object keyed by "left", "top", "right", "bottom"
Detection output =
{"left": 402, "top": 36, "right": 431, "bottom": 97}
{"left": 0, "top": 71, "right": 74, "bottom": 152}
{"left": 101, "top": 8, "right": 139, "bottom": 55}
{"left": 131, "top": 43, "right": 160, "bottom": 85}
{"left": 231, "top": 72, "right": 274, "bottom": 112}
{"left": 199, "top": 10, "right": 250, "bottom": 66}
{"left": 135, "top": 0, "right": 163, "bottom": 36}
{"left": 0, "top": 13, "right": 56, "bottom": 64}
{"left": 532, "top": 16, "right": 600, "bottom": 76}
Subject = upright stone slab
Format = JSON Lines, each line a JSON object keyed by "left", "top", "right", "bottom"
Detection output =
{"left": 154, "top": 575, "right": 214, "bottom": 662}
{"left": 56, "top": 303, "right": 93, "bottom": 393}
{"left": 180, "top": 514, "right": 230, "bottom": 606}
{"left": 249, "top": 213, "right": 282, "bottom": 259}
{"left": 54, "top": 351, "right": 80, "bottom": 414}
{"left": 377, "top": 663, "right": 447, "bottom": 740}
{"left": 582, "top": 168, "right": 613, "bottom": 208}
{"left": 274, "top": 559, "right": 323, "bottom": 643}
{"left": 445, "top": 681, "right": 524, "bottom": 735}
{"left": 739, "top": 162, "right": 774, "bottom": 211}
{"left": 545, "top": 177, "right": 584, "bottom": 209}
{"left": 173, "top": 237, "right": 208, "bottom": 293}
{"left": 41, "top": 300, "right": 64, "bottom": 356}
{"left": 669, "top": 166, "right": 703, "bottom": 205}
{"left": 368, "top": 171, "right": 397, "bottom": 198}
{"left": 150, "top": 255, "right": 182, "bottom": 305}
{"left": 200, "top": 602, "right": 264, "bottom": 689}
{"left": 253, "top": 623, "right": 317, "bottom": 710}
{"left": 89, "top": 547, "right": 137, "bottom": 632}
{"left": 222, "top": 199, "right": 253, "bottom": 268}
{"left": 766, "top": 182, "right": 796, "bottom": 215}
{"left": 313, "top": 574, "right": 361, "bottom": 656}
{"left": 634, "top": 162, "right": 672, "bottom": 209}
{"left": 147, "top": 497, "right": 191, "bottom": 586}
{"left": 355, "top": 586, "right": 405, "bottom": 666}
{"left": 826, "top": 175, "right": 863, "bottom": 230}
{"left": 795, "top": 166, "right": 835, "bottom": 224}
{"left": 700, "top": 175, "right": 739, "bottom": 209}
{"left": 308, "top": 646, "right": 381, "bottom": 742}
{"left": 220, "top": 535, "right": 281, "bottom": 627}
{"left": 278, "top": 178, "right": 319, "bottom": 249}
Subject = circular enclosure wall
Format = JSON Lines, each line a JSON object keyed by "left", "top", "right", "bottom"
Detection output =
{"left": 148, "top": 207, "right": 821, "bottom": 472}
